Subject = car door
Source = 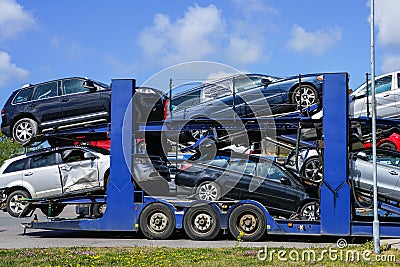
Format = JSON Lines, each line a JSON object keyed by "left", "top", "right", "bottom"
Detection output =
{"left": 218, "top": 158, "right": 253, "bottom": 199}
{"left": 30, "top": 81, "right": 63, "bottom": 125}
{"left": 60, "top": 78, "right": 106, "bottom": 124}
{"left": 351, "top": 73, "right": 399, "bottom": 119}
{"left": 353, "top": 151, "right": 400, "bottom": 201}
{"left": 23, "top": 152, "right": 62, "bottom": 198}
{"left": 0, "top": 158, "right": 29, "bottom": 190}
{"left": 252, "top": 161, "right": 302, "bottom": 213}
{"left": 59, "top": 148, "right": 100, "bottom": 193}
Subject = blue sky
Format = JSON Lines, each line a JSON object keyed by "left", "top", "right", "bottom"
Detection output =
{"left": 0, "top": 0, "right": 399, "bottom": 106}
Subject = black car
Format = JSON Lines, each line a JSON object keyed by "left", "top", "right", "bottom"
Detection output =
{"left": 175, "top": 151, "right": 319, "bottom": 220}
{"left": 1, "top": 78, "right": 168, "bottom": 145}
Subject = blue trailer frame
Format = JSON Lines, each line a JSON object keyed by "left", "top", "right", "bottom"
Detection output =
{"left": 23, "top": 72, "right": 400, "bottom": 240}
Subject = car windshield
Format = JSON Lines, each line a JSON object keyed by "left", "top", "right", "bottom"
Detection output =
{"left": 93, "top": 80, "right": 110, "bottom": 89}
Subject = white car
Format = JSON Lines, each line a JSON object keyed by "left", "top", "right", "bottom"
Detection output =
{"left": 349, "top": 71, "right": 400, "bottom": 119}
{"left": 0, "top": 146, "right": 110, "bottom": 217}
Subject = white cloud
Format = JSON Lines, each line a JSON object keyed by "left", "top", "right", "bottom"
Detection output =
{"left": 0, "top": 51, "right": 29, "bottom": 86}
{"left": 287, "top": 25, "right": 341, "bottom": 56}
{"left": 138, "top": 3, "right": 276, "bottom": 67}
{"left": 375, "top": 0, "right": 400, "bottom": 46}
{"left": 227, "top": 37, "right": 265, "bottom": 64}
{"left": 381, "top": 54, "right": 400, "bottom": 73}
{"left": 0, "top": 0, "right": 36, "bottom": 41}
{"left": 138, "top": 4, "right": 225, "bottom": 65}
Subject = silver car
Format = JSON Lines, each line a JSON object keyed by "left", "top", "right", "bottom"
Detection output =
{"left": 350, "top": 148, "right": 400, "bottom": 203}
{"left": 0, "top": 146, "right": 110, "bottom": 217}
{"left": 349, "top": 71, "right": 400, "bottom": 119}
{"left": 288, "top": 147, "right": 400, "bottom": 203}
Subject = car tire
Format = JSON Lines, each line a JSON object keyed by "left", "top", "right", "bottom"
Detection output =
{"left": 6, "top": 190, "right": 32, "bottom": 218}
{"left": 228, "top": 204, "right": 266, "bottom": 241}
{"left": 92, "top": 203, "right": 106, "bottom": 218}
{"left": 300, "top": 201, "right": 320, "bottom": 221}
{"left": 12, "top": 118, "right": 38, "bottom": 145}
{"left": 292, "top": 85, "right": 319, "bottom": 110}
{"left": 378, "top": 142, "right": 396, "bottom": 150}
{"left": 40, "top": 204, "right": 65, "bottom": 217}
{"left": 139, "top": 202, "right": 175, "bottom": 239}
{"left": 183, "top": 203, "right": 220, "bottom": 240}
{"left": 195, "top": 181, "right": 221, "bottom": 201}
{"left": 301, "top": 156, "right": 323, "bottom": 183}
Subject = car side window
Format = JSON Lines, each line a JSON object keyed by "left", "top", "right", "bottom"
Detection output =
{"left": 235, "top": 76, "right": 265, "bottom": 93}
{"left": 62, "top": 149, "right": 85, "bottom": 163}
{"left": 13, "top": 88, "right": 33, "bottom": 104}
{"left": 375, "top": 75, "right": 392, "bottom": 94}
{"left": 265, "top": 164, "right": 287, "bottom": 181}
{"left": 375, "top": 152, "right": 400, "bottom": 166}
{"left": 228, "top": 159, "right": 256, "bottom": 175}
{"left": 30, "top": 152, "right": 57, "bottom": 169}
{"left": 32, "top": 82, "right": 58, "bottom": 101}
{"left": 3, "top": 158, "right": 29, "bottom": 174}
{"left": 62, "top": 79, "right": 90, "bottom": 95}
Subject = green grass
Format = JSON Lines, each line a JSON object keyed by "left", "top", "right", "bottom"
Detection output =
{"left": 0, "top": 245, "right": 399, "bottom": 267}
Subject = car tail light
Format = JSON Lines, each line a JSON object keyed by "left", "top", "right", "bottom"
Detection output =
{"left": 180, "top": 162, "right": 192, "bottom": 171}
{"left": 1, "top": 109, "right": 4, "bottom": 115}
{"left": 163, "top": 99, "right": 169, "bottom": 120}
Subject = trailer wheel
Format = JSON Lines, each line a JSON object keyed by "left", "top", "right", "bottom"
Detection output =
{"left": 140, "top": 203, "right": 175, "bottom": 239}
{"left": 183, "top": 204, "right": 220, "bottom": 240}
{"left": 228, "top": 204, "right": 266, "bottom": 241}
{"left": 40, "top": 204, "right": 65, "bottom": 217}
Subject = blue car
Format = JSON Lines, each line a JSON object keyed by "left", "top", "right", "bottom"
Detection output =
{"left": 170, "top": 73, "right": 324, "bottom": 142}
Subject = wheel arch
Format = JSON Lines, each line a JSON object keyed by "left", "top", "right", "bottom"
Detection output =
{"left": 10, "top": 113, "right": 40, "bottom": 131}
{"left": 4, "top": 186, "right": 32, "bottom": 199}
{"left": 297, "top": 198, "right": 319, "bottom": 213}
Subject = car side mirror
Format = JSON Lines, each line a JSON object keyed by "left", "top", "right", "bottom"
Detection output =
{"left": 352, "top": 93, "right": 368, "bottom": 100}
{"left": 84, "top": 152, "right": 96, "bottom": 160}
{"left": 280, "top": 177, "right": 291, "bottom": 186}
{"left": 261, "top": 78, "right": 273, "bottom": 86}
{"left": 356, "top": 152, "right": 368, "bottom": 161}
{"left": 83, "top": 80, "right": 97, "bottom": 91}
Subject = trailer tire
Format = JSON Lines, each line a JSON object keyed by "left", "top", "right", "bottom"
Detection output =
{"left": 40, "top": 204, "right": 65, "bottom": 217}
{"left": 228, "top": 204, "right": 266, "bottom": 241}
{"left": 183, "top": 204, "right": 220, "bottom": 240}
{"left": 6, "top": 190, "right": 32, "bottom": 217}
{"left": 140, "top": 203, "right": 175, "bottom": 240}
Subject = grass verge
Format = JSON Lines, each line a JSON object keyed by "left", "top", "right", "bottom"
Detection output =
{"left": 0, "top": 245, "right": 399, "bottom": 267}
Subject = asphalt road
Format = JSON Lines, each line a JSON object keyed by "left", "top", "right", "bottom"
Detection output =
{"left": 0, "top": 206, "right": 398, "bottom": 249}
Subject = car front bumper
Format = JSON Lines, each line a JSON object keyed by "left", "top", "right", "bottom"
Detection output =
{"left": 0, "top": 126, "right": 10, "bottom": 137}
{"left": 0, "top": 189, "right": 7, "bottom": 210}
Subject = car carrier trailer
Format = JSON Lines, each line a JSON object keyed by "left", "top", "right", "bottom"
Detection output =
{"left": 21, "top": 72, "right": 400, "bottom": 241}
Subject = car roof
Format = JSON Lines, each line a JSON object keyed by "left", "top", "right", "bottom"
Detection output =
{"left": 13, "top": 77, "right": 110, "bottom": 93}
{"left": 171, "top": 73, "right": 281, "bottom": 97}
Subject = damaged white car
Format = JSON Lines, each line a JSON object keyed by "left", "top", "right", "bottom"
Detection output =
{"left": 0, "top": 146, "right": 110, "bottom": 217}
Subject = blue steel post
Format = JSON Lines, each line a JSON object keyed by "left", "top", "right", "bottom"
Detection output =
{"left": 92, "top": 79, "right": 136, "bottom": 230}
{"left": 320, "top": 73, "right": 351, "bottom": 235}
